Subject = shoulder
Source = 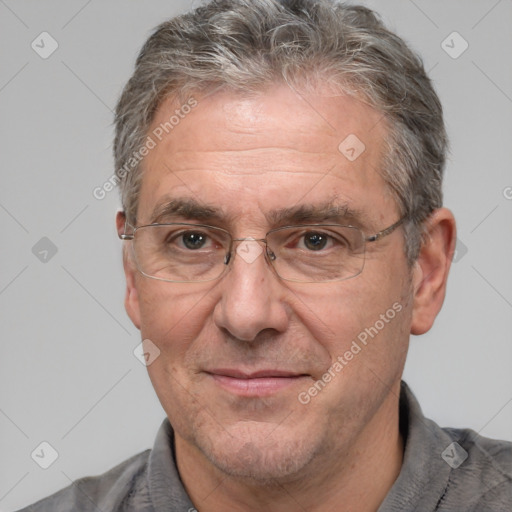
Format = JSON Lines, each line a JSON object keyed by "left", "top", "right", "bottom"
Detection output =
{"left": 15, "top": 450, "right": 151, "bottom": 512}
{"left": 394, "top": 382, "right": 512, "bottom": 511}
{"left": 440, "top": 427, "right": 512, "bottom": 511}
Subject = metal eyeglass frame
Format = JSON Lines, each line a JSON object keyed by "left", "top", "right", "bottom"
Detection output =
{"left": 119, "top": 215, "right": 406, "bottom": 283}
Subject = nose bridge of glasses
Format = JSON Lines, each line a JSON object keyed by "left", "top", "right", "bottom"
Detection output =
{"left": 225, "top": 237, "right": 270, "bottom": 266}
{"left": 231, "top": 237, "right": 267, "bottom": 244}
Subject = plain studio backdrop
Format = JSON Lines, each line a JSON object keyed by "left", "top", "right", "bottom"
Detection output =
{"left": 1, "top": 1, "right": 511, "bottom": 510}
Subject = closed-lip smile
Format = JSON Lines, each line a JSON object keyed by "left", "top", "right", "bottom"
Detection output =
{"left": 205, "top": 368, "right": 309, "bottom": 396}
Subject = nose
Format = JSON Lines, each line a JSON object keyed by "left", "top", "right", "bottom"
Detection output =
{"left": 212, "top": 238, "right": 289, "bottom": 342}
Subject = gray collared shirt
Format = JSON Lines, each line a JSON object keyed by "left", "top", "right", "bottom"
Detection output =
{"left": 18, "top": 381, "right": 512, "bottom": 511}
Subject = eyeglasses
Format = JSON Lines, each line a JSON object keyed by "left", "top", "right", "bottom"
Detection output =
{"left": 119, "top": 217, "right": 405, "bottom": 283}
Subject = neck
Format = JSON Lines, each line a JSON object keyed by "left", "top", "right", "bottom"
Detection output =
{"left": 175, "top": 383, "right": 404, "bottom": 512}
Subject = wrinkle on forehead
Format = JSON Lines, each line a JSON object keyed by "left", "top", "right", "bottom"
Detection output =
{"left": 137, "top": 84, "right": 395, "bottom": 229}
{"left": 149, "top": 85, "right": 386, "bottom": 156}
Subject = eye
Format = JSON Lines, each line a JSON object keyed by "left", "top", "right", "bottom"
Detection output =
{"left": 282, "top": 228, "right": 352, "bottom": 252}
{"left": 180, "top": 231, "right": 209, "bottom": 250}
{"left": 302, "top": 232, "right": 329, "bottom": 251}
{"left": 163, "top": 229, "right": 215, "bottom": 250}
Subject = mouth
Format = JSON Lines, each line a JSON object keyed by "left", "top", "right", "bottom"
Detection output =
{"left": 205, "top": 369, "right": 310, "bottom": 397}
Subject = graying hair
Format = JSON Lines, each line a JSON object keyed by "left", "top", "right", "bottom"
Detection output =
{"left": 114, "top": 0, "right": 447, "bottom": 262}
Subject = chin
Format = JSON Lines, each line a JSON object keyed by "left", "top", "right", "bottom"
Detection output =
{"left": 192, "top": 419, "right": 323, "bottom": 483}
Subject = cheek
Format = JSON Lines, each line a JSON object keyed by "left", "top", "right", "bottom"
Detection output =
{"left": 136, "top": 280, "right": 215, "bottom": 359}
{"left": 291, "top": 270, "right": 412, "bottom": 368}
{"left": 289, "top": 286, "right": 366, "bottom": 353}
{"left": 292, "top": 282, "right": 411, "bottom": 423}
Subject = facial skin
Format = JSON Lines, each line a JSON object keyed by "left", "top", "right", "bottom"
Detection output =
{"left": 117, "top": 84, "right": 456, "bottom": 511}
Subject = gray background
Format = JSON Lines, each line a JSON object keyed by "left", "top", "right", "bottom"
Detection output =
{"left": 1, "top": 0, "right": 511, "bottom": 510}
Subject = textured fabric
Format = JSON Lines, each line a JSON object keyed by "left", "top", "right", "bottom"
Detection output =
{"left": 18, "top": 381, "right": 512, "bottom": 511}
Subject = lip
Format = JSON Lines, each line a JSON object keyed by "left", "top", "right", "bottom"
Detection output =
{"left": 206, "top": 369, "right": 309, "bottom": 397}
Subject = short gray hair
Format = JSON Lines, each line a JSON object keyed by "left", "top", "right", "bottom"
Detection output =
{"left": 114, "top": 0, "right": 447, "bottom": 262}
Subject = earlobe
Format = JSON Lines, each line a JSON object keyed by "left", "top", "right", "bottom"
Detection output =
{"left": 410, "top": 208, "right": 456, "bottom": 335}
{"left": 123, "top": 246, "right": 142, "bottom": 330}
{"left": 125, "top": 274, "right": 142, "bottom": 330}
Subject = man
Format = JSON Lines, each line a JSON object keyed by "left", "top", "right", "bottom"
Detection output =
{"left": 19, "top": 0, "right": 511, "bottom": 510}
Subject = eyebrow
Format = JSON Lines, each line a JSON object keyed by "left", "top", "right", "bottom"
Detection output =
{"left": 266, "top": 202, "right": 365, "bottom": 227}
{"left": 149, "top": 198, "right": 227, "bottom": 224}
{"left": 148, "top": 197, "right": 366, "bottom": 228}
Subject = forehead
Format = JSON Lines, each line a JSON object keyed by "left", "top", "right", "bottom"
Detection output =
{"left": 138, "top": 84, "right": 395, "bottom": 227}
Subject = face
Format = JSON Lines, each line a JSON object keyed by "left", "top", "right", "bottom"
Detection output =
{"left": 120, "top": 84, "right": 418, "bottom": 482}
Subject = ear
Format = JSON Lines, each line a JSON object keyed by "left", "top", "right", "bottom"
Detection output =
{"left": 116, "top": 210, "right": 141, "bottom": 330}
{"left": 410, "top": 208, "right": 456, "bottom": 335}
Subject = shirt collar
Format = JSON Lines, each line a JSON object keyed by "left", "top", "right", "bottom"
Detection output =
{"left": 147, "top": 418, "right": 195, "bottom": 511}
{"left": 377, "top": 381, "right": 453, "bottom": 511}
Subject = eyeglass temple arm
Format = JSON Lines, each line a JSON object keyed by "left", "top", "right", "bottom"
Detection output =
{"left": 366, "top": 216, "right": 406, "bottom": 243}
